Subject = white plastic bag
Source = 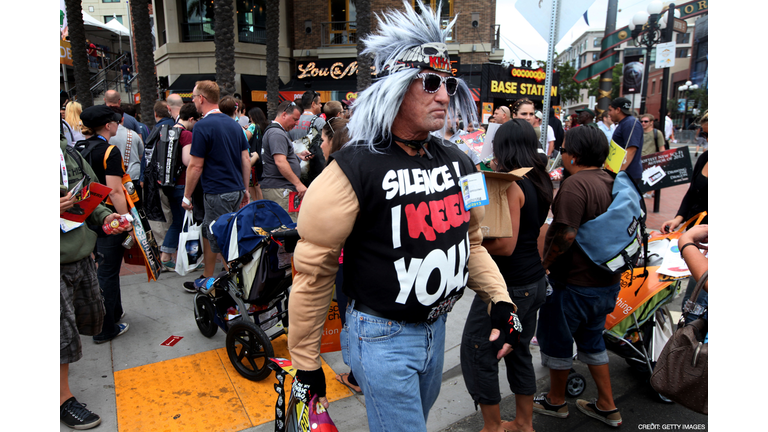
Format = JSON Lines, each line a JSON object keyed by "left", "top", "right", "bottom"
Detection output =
{"left": 175, "top": 210, "right": 204, "bottom": 276}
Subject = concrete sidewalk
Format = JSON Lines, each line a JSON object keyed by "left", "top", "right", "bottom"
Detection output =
{"left": 62, "top": 150, "right": 699, "bottom": 432}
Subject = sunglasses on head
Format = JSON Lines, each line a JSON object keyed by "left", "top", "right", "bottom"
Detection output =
{"left": 415, "top": 73, "right": 458, "bottom": 96}
{"left": 327, "top": 116, "right": 340, "bottom": 136}
{"left": 283, "top": 101, "right": 296, "bottom": 113}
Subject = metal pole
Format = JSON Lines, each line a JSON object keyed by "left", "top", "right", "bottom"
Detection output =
{"left": 653, "top": 4, "right": 675, "bottom": 213}
{"left": 597, "top": 0, "right": 619, "bottom": 116}
{"left": 541, "top": 0, "right": 560, "bottom": 153}
{"left": 62, "top": 63, "right": 70, "bottom": 94}
{"left": 126, "top": 0, "right": 136, "bottom": 69}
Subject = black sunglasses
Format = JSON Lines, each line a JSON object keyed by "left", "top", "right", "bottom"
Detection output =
{"left": 283, "top": 101, "right": 297, "bottom": 113}
{"left": 640, "top": 120, "right": 650, "bottom": 123}
{"left": 415, "top": 73, "right": 458, "bottom": 96}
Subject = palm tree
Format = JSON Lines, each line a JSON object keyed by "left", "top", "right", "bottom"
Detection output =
{"left": 64, "top": 0, "right": 93, "bottom": 108}
{"left": 130, "top": 0, "right": 158, "bottom": 128}
{"left": 355, "top": 0, "right": 372, "bottom": 92}
{"left": 214, "top": 0, "right": 236, "bottom": 97}
{"left": 265, "top": 0, "right": 280, "bottom": 120}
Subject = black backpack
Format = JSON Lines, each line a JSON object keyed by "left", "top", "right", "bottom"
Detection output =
{"left": 249, "top": 124, "right": 268, "bottom": 181}
{"left": 150, "top": 124, "right": 183, "bottom": 187}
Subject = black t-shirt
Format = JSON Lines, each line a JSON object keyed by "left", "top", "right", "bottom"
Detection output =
{"left": 677, "top": 150, "right": 708, "bottom": 223}
{"left": 333, "top": 136, "right": 476, "bottom": 322}
{"left": 491, "top": 176, "right": 549, "bottom": 286}
{"left": 75, "top": 136, "right": 125, "bottom": 185}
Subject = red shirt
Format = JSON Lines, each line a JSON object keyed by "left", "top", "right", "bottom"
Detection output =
{"left": 176, "top": 126, "right": 193, "bottom": 186}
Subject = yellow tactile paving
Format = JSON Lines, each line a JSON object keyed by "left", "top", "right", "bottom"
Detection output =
{"left": 114, "top": 335, "right": 352, "bottom": 432}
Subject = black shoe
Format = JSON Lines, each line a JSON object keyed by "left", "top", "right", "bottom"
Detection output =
{"left": 93, "top": 323, "right": 129, "bottom": 344}
{"left": 61, "top": 397, "right": 101, "bottom": 430}
{"left": 184, "top": 275, "right": 205, "bottom": 293}
{"left": 532, "top": 393, "right": 569, "bottom": 418}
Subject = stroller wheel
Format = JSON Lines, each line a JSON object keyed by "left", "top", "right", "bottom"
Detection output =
{"left": 226, "top": 319, "right": 275, "bottom": 381}
{"left": 194, "top": 296, "right": 218, "bottom": 338}
{"left": 566, "top": 372, "right": 586, "bottom": 397}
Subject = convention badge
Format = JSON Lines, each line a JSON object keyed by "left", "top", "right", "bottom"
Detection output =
{"left": 459, "top": 172, "right": 489, "bottom": 211}
{"left": 60, "top": 218, "right": 83, "bottom": 233}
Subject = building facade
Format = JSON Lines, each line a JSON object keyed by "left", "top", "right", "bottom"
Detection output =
{"left": 144, "top": 0, "right": 501, "bottom": 112}
{"left": 555, "top": 29, "right": 604, "bottom": 116}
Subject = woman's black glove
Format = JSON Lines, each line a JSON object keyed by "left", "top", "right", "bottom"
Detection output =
{"left": 292, "top": 368, "right": 326, "bottom": 403}
{"left": 490, "top": 301, "right": 523, "bottom": 350}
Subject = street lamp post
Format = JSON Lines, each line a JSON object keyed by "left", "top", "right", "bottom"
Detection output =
{"left": 629, "top": 1, "right": 677, "bottom": 213}
{"left": 629, "top": 0, "right": 665, "bottom": 115}
{"left": 678, "top": 80, "right": 699, "bottom": 131}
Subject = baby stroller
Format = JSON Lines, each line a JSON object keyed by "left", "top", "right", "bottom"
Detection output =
{"left": 602, "top": 267, "right": 680, "bottom": 401}
{"left": 561, "top": 267, "right": 680, "bottom": 401}
{"left": 192, "top": 200, "right": 300, "bottom": 381}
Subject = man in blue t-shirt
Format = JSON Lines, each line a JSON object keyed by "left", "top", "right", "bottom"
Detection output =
{"left": 608, "top": 97, "right": 644, "bottom": 185}
{"left": 182, "top": 80, "right": 250, "bottom": 287}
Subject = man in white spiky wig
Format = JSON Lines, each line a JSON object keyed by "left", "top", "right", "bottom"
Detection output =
{"left": 287, "top": 2, "right": 521, "bottom": 430}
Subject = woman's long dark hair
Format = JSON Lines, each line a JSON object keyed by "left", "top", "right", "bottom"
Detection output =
{"left": 248, "top": 107, "right": 268, "bottom": 133}
{"left": 493, "top": 119, "right": 554, "bottom": 216}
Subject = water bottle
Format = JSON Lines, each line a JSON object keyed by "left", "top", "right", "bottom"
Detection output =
{"left": 103, "top": 214, "right": 133, "bottom": 235}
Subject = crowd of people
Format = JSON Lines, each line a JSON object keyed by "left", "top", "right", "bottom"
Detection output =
{"left": 60, "top": 2, "right": 707, "bottom": 431}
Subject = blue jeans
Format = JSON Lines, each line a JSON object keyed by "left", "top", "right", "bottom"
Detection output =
{"left": 341, "top": 300, "right": 446, "bottom": 432}
{"left": 161, "top": 185, "right": 186, "bottom": 254}
{"left": 537, "top": 278, "right": 620, "bottom": 370}
{"left": 123, "top": 73, "right": 131, "bottom": 92}
{"left": 94, "top": 233, "right": 126, "bottom": 341}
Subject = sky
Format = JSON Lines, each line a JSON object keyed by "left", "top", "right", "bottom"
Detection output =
{"left": 495, "top": 0, "right": 678, "bottom": 64}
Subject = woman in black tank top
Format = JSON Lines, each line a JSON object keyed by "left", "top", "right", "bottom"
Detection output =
{"left": 460, "top": 119, "right": 553, "bottom": 432}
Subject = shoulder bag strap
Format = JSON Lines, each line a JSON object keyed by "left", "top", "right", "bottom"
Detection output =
{"left": 104, "top": 145, "right": 126, "bottom": 174}
{"left": 682, "top": 270, "right": 708, "bottom": 318}
{"left": 123, "top": 130, "right": 133, "bottom": 170}
{"left": 625, "top": 117, "right": 638, "bottom": 148}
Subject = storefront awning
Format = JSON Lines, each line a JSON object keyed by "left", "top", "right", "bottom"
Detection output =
{"left": 167, "top": 74, "right": 217, "bottom": 92}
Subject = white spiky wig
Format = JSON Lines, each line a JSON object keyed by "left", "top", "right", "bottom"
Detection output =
{"left": 346, "top": 0, "right": 478, "bottom": 152}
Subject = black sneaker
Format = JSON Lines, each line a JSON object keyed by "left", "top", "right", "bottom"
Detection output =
{"left": 532, "top": 393, "right": 569, "bottom": 418}
{"left": 576, "top": 399, "right": 622, "bottom": 427}
{"left": 184, "top": 275, "right": 205, "bottom": 293}
{"left": 61, "top": 397, "right": 101, "bottom": 430}
{"left": 93, "top": 323, "right": 129, "bottom": 344}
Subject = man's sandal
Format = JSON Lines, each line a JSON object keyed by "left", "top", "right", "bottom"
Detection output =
{"left": 335, "top": 373, "right": 363, "bottom": 394}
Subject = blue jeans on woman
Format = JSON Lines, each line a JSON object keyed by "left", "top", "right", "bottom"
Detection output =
{"left": 341, "top": 300, "right": 446, "bottom": 432}
{"left": 161, "top": 185, "right": 186, "bottom": 254}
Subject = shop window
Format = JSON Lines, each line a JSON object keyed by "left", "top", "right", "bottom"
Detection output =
{"left": 327, "top": 0, "right": 357, "bottom": 45}
{"left": 237, "top": 0, "right": 267, "bottom": 44}
{"left": 413, "top": 0, "right": 453, "bottom": 41}
{"left": 676, "top": 32, "right": 691, "bottom": 44}
{"left": 180, "top": 0, "right": 215, "bottom": 42}
{"left": 104, "top": 15, "right": 123, "bottom": 25}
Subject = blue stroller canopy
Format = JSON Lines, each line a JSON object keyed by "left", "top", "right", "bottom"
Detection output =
{"left": 209, "top": 200, "right": 297, "bottom": 262}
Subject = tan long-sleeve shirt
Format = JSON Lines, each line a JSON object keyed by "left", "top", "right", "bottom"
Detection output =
{"left": 287, "top": 161, "right": 514, "bottom": 371}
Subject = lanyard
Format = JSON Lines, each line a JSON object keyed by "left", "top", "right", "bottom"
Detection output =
{"left": 203, "top": 109, "right": 221, "bottom": 118}
{"left": 59, "top": 148, "right": 68, "bottom": 189}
